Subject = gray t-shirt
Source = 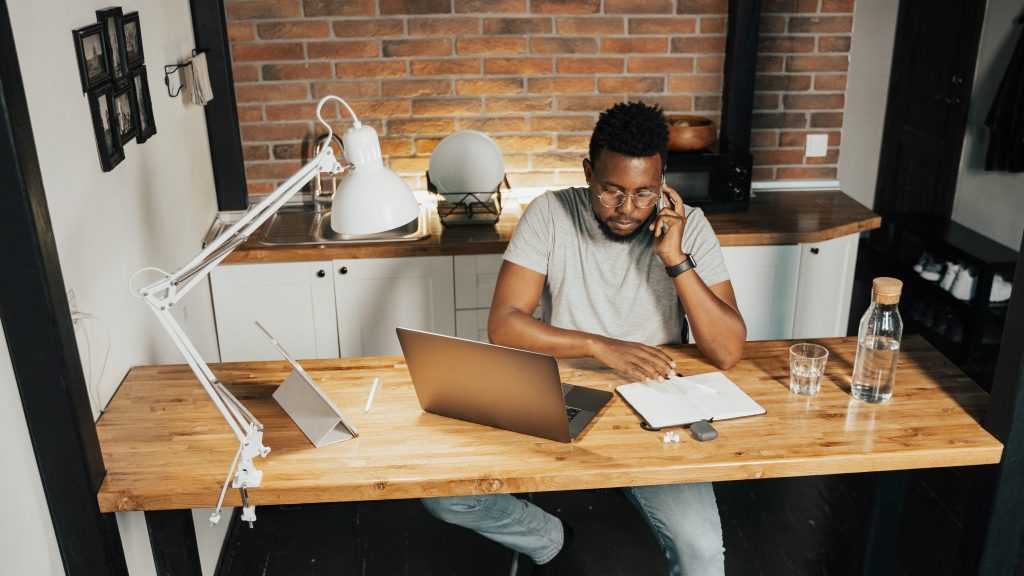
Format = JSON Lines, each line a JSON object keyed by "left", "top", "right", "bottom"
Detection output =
{"left": 503, "top": 187, "right": 730, "bottom": 346}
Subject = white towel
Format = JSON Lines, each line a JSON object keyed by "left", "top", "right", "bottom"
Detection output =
{"left": 187, "top": 52, "right": 214, "bottom": 105}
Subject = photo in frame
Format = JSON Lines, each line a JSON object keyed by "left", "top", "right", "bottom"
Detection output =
{"left": 95, "top": 7, "right": 128, "bottom": 83}
{"left": 132, "top": 66, "right": 156, "bottom": 143}
{"left": 112, "top": 83, "right": 139, "bottom": 144}
{"left": 72, "top": 23, "right": 110, "bottom": 92}
{"left": 88, "top": 85, "right": 124, "bottom": 172}
{"left": 122, "top": 12, "right": 144, "bottom": 68}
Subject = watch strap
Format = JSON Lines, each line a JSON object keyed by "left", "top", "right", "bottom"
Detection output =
{"left": 665, "top": 254, "right": 696, "bottom": 278}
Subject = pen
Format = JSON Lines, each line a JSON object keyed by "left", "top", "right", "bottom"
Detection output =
{"left": 364, "top": 378, "right": 380, "bottom": 413}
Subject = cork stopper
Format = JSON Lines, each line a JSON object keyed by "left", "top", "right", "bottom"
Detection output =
{"left": 871, "top": 277, "right": 903, "bottom": 305}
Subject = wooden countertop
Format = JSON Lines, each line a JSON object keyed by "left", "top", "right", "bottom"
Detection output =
{"left": 96, "top": 336, "right": 999, "bottom": 513}
{"left": 224, "top": 190, "right": 880, "bottom": 264}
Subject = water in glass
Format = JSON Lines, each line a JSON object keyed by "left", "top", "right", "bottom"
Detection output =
{"left": 790, "top": 365, "right": 824, "bottom": 395}
{"left": 851, "top": 335, "right": 900, "bottom": 403}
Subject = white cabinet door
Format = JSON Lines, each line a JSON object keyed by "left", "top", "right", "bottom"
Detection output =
{"left": 454, "top": 254, "right": 503, "bottom": 310}
{"left": 211, "top": 261, "right": 339, "bottom": 362}
{"left": 333, "top": 256, "right": 455, "bottom": 357}
{"left": 455, "top": 309, "right": 490, "bottom": 343}
{"left": 792, "top": 233, "right": 859, "bottom": 338}
{"left": 721, "top": 245, "right": 800, "bottom": 341}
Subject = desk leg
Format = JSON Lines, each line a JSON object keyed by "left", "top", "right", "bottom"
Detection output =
{"left": 145, "top": 510, "right": 202, "bottom": 576}
{"left": 859, "top": 470, "right": 909, "bottom": 576}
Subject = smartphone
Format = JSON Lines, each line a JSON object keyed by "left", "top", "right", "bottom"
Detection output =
{"left": 656, "top": 175, "right": 667, "bottom": 212}
{"left": 656, "top": 175, "right": 669, "bottom": 234}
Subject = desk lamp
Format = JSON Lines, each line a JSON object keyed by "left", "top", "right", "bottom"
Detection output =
{"left": 129, "top": 95, "right": 417, "bottom": 526}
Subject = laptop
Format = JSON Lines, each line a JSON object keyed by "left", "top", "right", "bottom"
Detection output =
{"left": 396, "top": 327, "right": 613, "bottom": 443}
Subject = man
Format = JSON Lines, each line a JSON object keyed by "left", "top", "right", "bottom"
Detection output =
{"left": 422, "top": 102, "right": 746, "bottom": 575}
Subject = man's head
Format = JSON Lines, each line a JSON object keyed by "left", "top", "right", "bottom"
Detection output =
{"left": 584, "top": 102, "right": 669, "bottom": 243}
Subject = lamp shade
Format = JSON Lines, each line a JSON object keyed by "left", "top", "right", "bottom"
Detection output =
{"left": 330, "top": 123, "right": 418, "bottom": 235}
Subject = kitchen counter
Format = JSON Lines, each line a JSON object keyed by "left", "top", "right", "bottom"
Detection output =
{"left": 224, "top": 190, "right": 880, "bottom": 264}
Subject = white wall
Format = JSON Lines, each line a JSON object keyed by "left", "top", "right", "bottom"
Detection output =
{"left": 7, "top": 1, "right": 228, "bottom": 574}
{"left": 837, "top": 0, "right": 899, "bottom": 209}
{"left": 0, "top": 325, "right": 64, "bottom": 576}
{"left": 952, "top": 0, "right": 1024, "bottom": 250}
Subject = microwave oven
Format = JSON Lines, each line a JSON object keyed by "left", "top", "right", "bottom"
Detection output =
{"left": 663, "top": 150, "right": 752, "bottom": 213}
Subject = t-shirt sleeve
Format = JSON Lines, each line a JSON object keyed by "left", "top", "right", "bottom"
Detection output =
{"left": 503, "top": 193, "right": 552, "bottom": 275}
{"left": 682, "top": 208, "right": 730, "bottom": 286}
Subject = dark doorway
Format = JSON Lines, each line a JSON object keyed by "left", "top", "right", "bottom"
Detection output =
{"left": 873, "top": 0, "right": 988, "bottom": 225}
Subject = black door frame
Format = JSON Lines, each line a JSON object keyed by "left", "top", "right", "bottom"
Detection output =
{"left": 956, "top": 228, "right": 1024, "bottom": 575}
{"left": 0, "top": 1, "right": 127, "bottom": 574}
{"left": 192, "top": 0, "right": 248, "bottom": 211}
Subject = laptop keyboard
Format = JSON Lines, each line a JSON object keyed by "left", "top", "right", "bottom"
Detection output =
{"left": 566, "top": 406, "right": 582, "bottom": 422}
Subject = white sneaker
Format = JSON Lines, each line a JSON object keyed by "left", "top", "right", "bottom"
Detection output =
{"left": 916, "top": 253, "right": 943, "bottom": 281}
{"left": 912, "top": 253, "right": 927, "bottom": 274}
{"left": 990, "top": 274, "right": 1013, "bottom": 303}
{"left": 950, "top": 266, "right": 977, "bottom": 301}
{"left": 939, "top": 261, "right": 960, "bottom": 291}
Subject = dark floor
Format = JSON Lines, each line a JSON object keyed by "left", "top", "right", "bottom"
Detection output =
{"left": 216, "top": 468, "right": 1024, "bottom": 575}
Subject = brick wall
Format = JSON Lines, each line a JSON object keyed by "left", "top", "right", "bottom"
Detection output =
{"left": 226, "top": 0, "right": 853, "bottom": 196}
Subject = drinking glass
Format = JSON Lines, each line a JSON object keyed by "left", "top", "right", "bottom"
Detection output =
{"left": 789, "top": 343, "right": 829, "bottom": 395}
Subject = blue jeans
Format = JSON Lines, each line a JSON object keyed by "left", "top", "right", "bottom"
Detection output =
{"left": 421, "top": 482, "right": 725, "bottom": 574}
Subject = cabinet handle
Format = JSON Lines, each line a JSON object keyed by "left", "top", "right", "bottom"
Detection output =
{"left": 810, "top": 247, "right": 820, "bottom": 254}
{"left": 316, "top": 269, "right": 326, "bottom": 278}
{"left": 338, "top": 266, "right": 348, "bottom": 275}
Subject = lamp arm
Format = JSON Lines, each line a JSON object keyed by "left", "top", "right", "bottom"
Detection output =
{"left": 129, "top": 95, "right": 362, "bottom": 525}
{"left": 144, "top": 147, "right": 346, "bottom": 304}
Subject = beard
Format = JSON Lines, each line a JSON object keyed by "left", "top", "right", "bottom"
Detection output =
{"left": 592, "top": 209, "right": 653, "bottom": 244}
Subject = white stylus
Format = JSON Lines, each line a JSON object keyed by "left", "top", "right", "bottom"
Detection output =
{"left": 364, "top": 377, "right": 381, "bottom": 413}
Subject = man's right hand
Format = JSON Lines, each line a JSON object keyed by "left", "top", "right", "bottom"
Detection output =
{"left": 587, "top": 336, "right": 677, "bottom": 382}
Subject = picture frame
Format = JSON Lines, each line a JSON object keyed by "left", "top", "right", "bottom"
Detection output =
{"left": 87, "top": 85, "right": 124, "bottom": 172}
{"left": 95, "top": 7, "right": 128, "bottom": 84}
{"left": 132, "top": 66, "right": 156, "bottom": 143}
{"left": 112, "top": 83, "right": 139, "bottom": 145}
{"left": 122, "top": 12, "right": 144, "bottom": 68}
{"left": 72, "top": 23, "right": 110, "bottom": 93}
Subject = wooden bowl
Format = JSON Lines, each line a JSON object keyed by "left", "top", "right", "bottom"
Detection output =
{"left": 666, "top": 115, "right": 717, "bottom": 151}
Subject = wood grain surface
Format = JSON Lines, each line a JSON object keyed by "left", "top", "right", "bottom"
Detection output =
{"left": 95, "top": 335, "right": 998, "bottom": 513}
{"left": 223, "top": 191, "right": 880, "bottom": 263}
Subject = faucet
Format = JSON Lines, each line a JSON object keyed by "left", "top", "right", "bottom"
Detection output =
{"left": 310, "top": 132, "right": 345, "bottom": 213}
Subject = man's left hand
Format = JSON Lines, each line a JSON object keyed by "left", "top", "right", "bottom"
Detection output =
{"left": 650, "top": 183, "right": 686, "bottom": 266}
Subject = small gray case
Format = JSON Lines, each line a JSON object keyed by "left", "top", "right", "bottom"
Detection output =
{"left": 689, "top": 420, "right": 718, "bottom": 442}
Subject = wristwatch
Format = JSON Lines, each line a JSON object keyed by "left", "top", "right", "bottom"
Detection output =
{"left": 665, "top": 253, "right": 696, "bottom": 278}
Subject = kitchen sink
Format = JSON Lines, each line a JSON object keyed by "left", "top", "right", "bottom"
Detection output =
{"left": 258, "top": 203, "right": 431, "bottom": 245}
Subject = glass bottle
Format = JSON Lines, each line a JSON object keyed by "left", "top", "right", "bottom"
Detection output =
{"left": 852, "top": 277, "right": 903, "bottom": 403}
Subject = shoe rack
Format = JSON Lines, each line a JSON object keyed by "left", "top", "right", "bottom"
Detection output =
{"left": 890, "top": 216, "right": 1017, "bottom": 387}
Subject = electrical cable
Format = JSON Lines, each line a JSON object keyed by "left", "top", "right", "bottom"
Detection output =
{"left": 72, "top": 311, "right": 111, "bottom": 416}
{"left": 128, "top": 266, "right": 171, "bottom": 299}
{"left": 210, "top": 445, "right": 242, "bottom": 526}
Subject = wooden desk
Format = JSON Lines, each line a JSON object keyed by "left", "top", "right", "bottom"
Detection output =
{"left": 98, "top": 336, "right": 1000, "bottom": 514}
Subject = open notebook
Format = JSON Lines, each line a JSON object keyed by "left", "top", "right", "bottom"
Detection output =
{"left": 616, "top": 372, "right": 765, "bottom": 430}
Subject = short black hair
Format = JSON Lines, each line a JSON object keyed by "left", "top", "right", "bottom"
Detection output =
{"left": 588, "top": 101, "right": 668, "bottom": 167}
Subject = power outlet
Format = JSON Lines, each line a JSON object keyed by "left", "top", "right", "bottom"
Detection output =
{"left": 805, "top": 134, "right": 829, "bottom": 158}
{"left": 67, "top": 289, "right": 80, "bottom": 324}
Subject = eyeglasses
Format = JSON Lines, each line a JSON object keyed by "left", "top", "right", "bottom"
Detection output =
{"left": 597, "top": 189, "right": 659, "bottom": 209}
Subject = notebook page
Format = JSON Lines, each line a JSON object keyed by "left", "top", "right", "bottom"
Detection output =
{"left": 684, "top": 372, "right": 765, "bottom": 421}
{"left": 617, "top": 372, "right": 764, "bottom": 428}
{"left": 616, "top": 376, "right": 710, "bottom": 428}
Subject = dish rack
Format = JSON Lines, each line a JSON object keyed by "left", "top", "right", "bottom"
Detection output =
{"left": 427, "top": 171, "right": 510, "bottom": 226}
